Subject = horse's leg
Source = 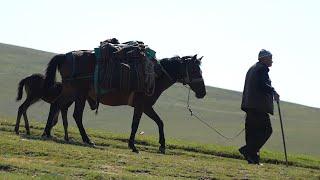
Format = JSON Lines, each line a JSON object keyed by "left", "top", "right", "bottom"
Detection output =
{"left": 128, "top": 106, "right": 143, "bottom": 153}
{"left": 61, "top": 108, "right": 69, "bottom": 141}
{"left": 15, "top": 97, "right": 37, "bottom": 134}
{"left": 22, "top": 112, "right": 30, "bottom": 135}
{"left": 144, "top": 107, "right": 166, "bottom": 154}
{"left": 87, "top": 96, "right": 97, "bottom": 110}
{"left": 52, "top": 110, "right": 60, "bottom": 127}
{"left": 73, "top": 94, "right": 93, "bottom": 145}
{"left": 42, "top": 103, "right": 59, "bottom": 138}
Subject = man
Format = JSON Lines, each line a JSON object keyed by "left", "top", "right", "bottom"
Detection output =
{"left": 239, "top": 49, "right": 280, "bottom": 164}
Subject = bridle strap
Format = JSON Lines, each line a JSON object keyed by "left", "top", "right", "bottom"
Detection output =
{"left": 183, "top": 62, "right": 190, "bottom": 84}
{"left": 182, "top": 62, "right": 203, "bottom": 84}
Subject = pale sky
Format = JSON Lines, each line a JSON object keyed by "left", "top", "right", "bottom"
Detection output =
{"left": 1, "top": 0, "right": 319, "bottom": 108}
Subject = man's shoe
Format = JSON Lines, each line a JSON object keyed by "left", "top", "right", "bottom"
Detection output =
{"left": 239, "top": 146, "right": 250, "bottom": 161}
{"left": 239, "top": 146, "right": 259, "bottom": 164}
{"left": 247, "top": 153, "right": 260, "bottom": 165}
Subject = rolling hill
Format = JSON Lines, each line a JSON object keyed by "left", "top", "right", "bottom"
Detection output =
{"left": 1, "top": 42, "right": 320, "bottom": 158}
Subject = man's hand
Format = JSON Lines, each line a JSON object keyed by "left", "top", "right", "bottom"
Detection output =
{"left": 274, "top": 91, "right": 280, "bottom": 103}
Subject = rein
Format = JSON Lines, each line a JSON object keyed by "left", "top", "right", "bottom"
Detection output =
{"left": 185, "top": 86, "right": 245, "bottom": 140}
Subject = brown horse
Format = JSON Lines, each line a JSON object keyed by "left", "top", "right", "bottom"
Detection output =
{"left": 16, "top": 73, "right": 96, "bottom": 141}
{"left": 43, "top": 53, "right": 206, "bottom": 153}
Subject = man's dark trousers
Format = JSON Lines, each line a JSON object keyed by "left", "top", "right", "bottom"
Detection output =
{"left": 244, "top": 109, "right": 273, "bottom": 155}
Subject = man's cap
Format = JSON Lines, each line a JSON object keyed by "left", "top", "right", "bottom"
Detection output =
{"left": 258, "top": 49, "right": 272, "bottom": 59}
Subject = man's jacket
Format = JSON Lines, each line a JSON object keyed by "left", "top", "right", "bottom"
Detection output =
{"left": 241, "top": 62, "right": 275, "bottom": 115}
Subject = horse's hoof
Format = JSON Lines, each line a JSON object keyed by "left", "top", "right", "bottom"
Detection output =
{"left": 85, "top": 141, "right": 95, "bottom": 147}
{"left": 64, "top": 137, "right": 69, "bottom": 142}
{"left": 90, "top": 104, "right": 97, "bottom": 110}
{"left": 15, "top": 131, "right": 19, "bottom": 135}
{"left": 41, "top": 133, "right": 52, "bottom": 139}
{"left": 159, "top": 146, "right": 166, "bottom": 154}
{"left": 128, "top": 144, "right": 138, "bottom": 153}
{"left": 26, "top": 131, "right": 30, "bottom": 135}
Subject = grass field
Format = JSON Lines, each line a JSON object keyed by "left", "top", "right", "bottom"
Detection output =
{"left": 1, "top": 42, "right": 320, "bottom": 159}
{"left": 0, "top": 118, "right": 319, "bottom": 179}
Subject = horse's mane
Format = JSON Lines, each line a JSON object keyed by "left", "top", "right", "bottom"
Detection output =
{"left": 159, "top": 56, "right": 181, "bottom": 63}
{"left": 160, "top": 55, "right": 201, "bottom": 66}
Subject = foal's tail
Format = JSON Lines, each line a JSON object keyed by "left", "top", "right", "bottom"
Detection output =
{"left": 16, "top": 78, "right": 26, "bottom": 101}
{"left": 44, "top": 54, "right": 66, "bottom": 89}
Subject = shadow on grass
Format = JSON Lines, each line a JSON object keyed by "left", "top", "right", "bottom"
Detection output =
{"left": 19, "top": 134, "right": 109, "bottom": 150}
{"left": 0, "top": 164, "right": 16, "bottom": 172}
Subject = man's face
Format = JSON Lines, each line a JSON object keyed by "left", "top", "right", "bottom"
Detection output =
{"left": 260, "top": 56, "right": 273, "bottom": 67}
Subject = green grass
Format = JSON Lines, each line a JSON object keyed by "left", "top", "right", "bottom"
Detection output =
{"left": 1, "top": 117, "right": 320, "bottom": 179}
{"left": 1, "top": 42, "right": 320, "bottom": 159}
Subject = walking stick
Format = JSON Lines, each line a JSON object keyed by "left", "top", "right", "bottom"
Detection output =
{"left": 277, "top": 100, "right": 288, "bottom": 167}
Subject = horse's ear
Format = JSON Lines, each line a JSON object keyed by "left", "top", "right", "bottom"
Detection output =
{"left": 193, "top": 54, "right": 198, "bottom": 60}
{"left": 199, "top": 56, "right": 204, "bottom": 61}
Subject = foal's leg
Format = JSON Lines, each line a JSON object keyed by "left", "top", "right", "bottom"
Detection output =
{"left": 73, "top": 95, "right": 93, "bottom": 145}
{"left": 144, "top": 107, "right": 166, "bottom": 154}
{"left": 15, "top": 99, "right": 30, "bottom": 134}
{"left": 61, "top": 108, "right": 69, "bottom": 141}
{"left": 15, "top": 97, "right": 38, "bottom": 135}
{"left": 128, "top": 106, "right": 143, "bottom": 153}
{"left": 22, "top": 112, "right": 30, "bottom": 135}
{"left": 61, "top": 100, "right": 74, "bottom": 142}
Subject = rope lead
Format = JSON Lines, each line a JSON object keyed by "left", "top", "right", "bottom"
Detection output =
{"left": 185, "top": 86, "right": 245, "bottom": 140}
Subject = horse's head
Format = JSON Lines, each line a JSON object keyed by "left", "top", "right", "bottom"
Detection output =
{"left": 178, "top": 55, "right": 206, "bottom": 99}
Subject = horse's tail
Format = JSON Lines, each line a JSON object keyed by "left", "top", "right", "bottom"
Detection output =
{"left": 16, "top": 77, "right": 26, "bottom": 101}
{"left": 44, "top": 54, "right": 65, "bottom": 89}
